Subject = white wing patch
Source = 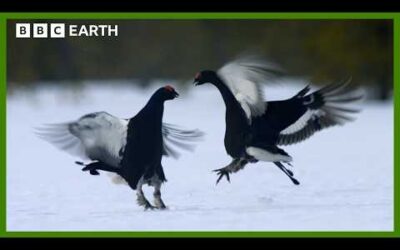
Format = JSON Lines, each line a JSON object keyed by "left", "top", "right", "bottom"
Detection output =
{"left": 35, "top": 123, "right": 90, "bottom": 160}
{"left": 246, "top": 147, "right": 292, "bottom": 163}
{"left": 36, "top": 113, "right": 204, "bottom": 169}
{"left": 36, "top": 112, "right": 128, "bottom": 168}
{"left": 217, "top": 56, "right": 281, "bottom": 119}
{"left": 234, "top": 92, "right": 253, "bottom": 119}
{"left": 280, "top": 110, "right": 315, "bottom": 135}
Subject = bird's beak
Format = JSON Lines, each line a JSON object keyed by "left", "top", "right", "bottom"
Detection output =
{"left": 173, "top": 90, "right": 179, "bottom": 98}
{"left": 193, "top": 79, "right": 199, "bottom": 86}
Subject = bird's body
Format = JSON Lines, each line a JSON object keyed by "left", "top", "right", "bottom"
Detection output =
{"left": 118, "top": 90, "right": 167, "bottom": 190}
{"left": 213, "top": 78, "right": 251, "bottom": 158}
{"left": 194, "top": 56, "right": 363, "bottom": 184}
{"left": 37, "top": 86, "right": 203, "bottom": 209}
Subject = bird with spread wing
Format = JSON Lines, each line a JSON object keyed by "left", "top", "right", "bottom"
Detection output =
{"left": 193, "top": 56, "right": 363, "bottom": 185}
{"left": 36, "top": 86, "right": 204, "bottom": 209}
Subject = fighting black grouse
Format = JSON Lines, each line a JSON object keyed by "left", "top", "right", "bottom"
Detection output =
{"left": 37, "top": 85, "right": 203, "bottom": 209}
{"left": 193, "top": 56, "right": 363, "bottom": 185}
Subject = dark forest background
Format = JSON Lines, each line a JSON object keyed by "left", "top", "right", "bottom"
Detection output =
{"left": 7, "top": 20, "right": 393, "bottom": 100}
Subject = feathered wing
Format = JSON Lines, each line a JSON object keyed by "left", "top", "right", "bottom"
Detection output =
{"left": 35, "top": 112, "right": 128, "bottom": 167}
{"left": 162, "top": 123, "right": 204, "bottom": 159}
{"left": 36, "top": 112, "right": 204, "bottom": 164}
{"left": 276, "top": 78, "right": 364, "bottom": 146}
{"left": 217, "top": 56, "right": 283, "bottom": 119}
{"left": 35, "top": 122, "right": 89, "bottom": 160}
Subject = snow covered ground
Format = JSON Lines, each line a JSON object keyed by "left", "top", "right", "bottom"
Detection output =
{"left": 6, "top": 81, "right": 394, "bottom": 231}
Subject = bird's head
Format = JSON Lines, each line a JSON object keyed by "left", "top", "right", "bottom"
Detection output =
{"left": 193, "top": 70, "right": 219, "bottom": 86}
{"left": 157, "top": 85, "right": 179, "bottom": 101}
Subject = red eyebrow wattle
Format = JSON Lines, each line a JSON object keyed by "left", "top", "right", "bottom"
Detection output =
{"left": 164, "top": 85, "right": 175, "bottom": 92}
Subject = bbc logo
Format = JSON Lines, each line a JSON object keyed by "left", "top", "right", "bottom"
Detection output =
{"left": 16, "top": 23, "right": 65, "bottom": 38}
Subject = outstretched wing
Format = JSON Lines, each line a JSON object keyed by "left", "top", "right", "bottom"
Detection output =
{"left": 36, "top": 111, "right": 204, "bottom": 165}
{"left": 275, "top": 78, "right": 364, "bottom": 146}
{"left": 35, "top": 111, "right": 128, "bottom": 167}
{"left": 162, "top": 123, "right": 204, "bottom": 159}
{"left": 217, "top": 55, "right": 283, "bottom": 119}
{"left": 34, "top": 122, "right": 89, "bottom": 160}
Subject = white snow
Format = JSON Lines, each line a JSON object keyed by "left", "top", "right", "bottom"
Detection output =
{"left": 6, "top": 81, "right": 394, "bottom": 231}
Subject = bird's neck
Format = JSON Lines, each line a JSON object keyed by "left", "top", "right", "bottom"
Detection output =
{"left": 212, "top": 77, "right": 240, "bottom": 109}
{"left": 212, "top": 75, "right": 250, "bottom": 132}
{"left": 138, "top": 97, "right": 165, "bottom": 124}
{"left": 211, "top": 76, "right": 250, "bottom": 158}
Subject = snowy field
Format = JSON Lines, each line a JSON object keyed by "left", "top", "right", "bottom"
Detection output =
{"left": 7, "top": 81, "right": 394, "bottom": 231}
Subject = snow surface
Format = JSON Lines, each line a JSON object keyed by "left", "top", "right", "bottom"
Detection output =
{"left": 7, "top": 81, "right": 394, "bottom": 231}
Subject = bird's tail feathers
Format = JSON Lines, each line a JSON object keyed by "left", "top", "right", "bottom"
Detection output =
{"left": 307, "top": 77, "right": 364, "bottom": 125}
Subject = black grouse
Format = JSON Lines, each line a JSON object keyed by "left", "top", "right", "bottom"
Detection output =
{"left": 37, "top": 85, "right": 203, "bottom": 209}
{"left": 193, "top": 56, "right": 363, "bottom": 185}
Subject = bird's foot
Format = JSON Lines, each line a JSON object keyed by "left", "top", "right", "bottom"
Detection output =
{"left": 144, "top": 203, "right": 156, "bottom": 210}
{"left": 156, "top": 204, "right": 167, "bottom": 210}
{"left": 154, "top": 200, "right": 167, "bottom": 210}
{"left": 137, "top": 197, "right": 155, "bottom": 210}
{"left": 213, "top": 168, "right": 231, "bottom": 184}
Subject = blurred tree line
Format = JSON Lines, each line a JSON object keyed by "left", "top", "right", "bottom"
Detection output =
{"left": 7, "top": 20, "right": 393, "bottom": 99}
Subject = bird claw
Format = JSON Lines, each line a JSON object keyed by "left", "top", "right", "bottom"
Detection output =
{"left": 156, "top": 204, "right": 168, "bottom": 210}
{"left": 213, "top": 168, "right": 231, "bottom": 184}
{"left": 144, "top": 204, "right": 156, "bottom": 210}
{"left": 139, "top": 200, "right": 156, "bottom": 210}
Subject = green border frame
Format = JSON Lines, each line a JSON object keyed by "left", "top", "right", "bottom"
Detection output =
{"left": 0, "top": 12, "right": 398, "bottom": 238}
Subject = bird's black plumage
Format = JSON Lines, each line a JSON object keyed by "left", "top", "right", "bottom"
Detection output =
{"left": 194, "top": 57, "right": 363, "bottom": 185}
{"left": 119, "top": 87, "right": 171, "bottom": 190}
{"left": 37, "top": 85, "right": 203, "bottom": 209}
{"left": 210, "top": 75, "right": 251, "bottom": 158}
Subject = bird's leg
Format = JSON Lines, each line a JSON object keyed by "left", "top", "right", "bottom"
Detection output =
{"left": 153, "top": 182, "right": 167, "bottom": 210}
{"left": 136, "top": 179, "right": 155, "bottom": 210}
{"left": 273, "top": 162, "right": 300, "bottom": 185}
{"left": 244, "top": 152, "right": 259, "bottom": 163}
{"left": 214, "top": 158, "right": 248, "bottom": 184}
